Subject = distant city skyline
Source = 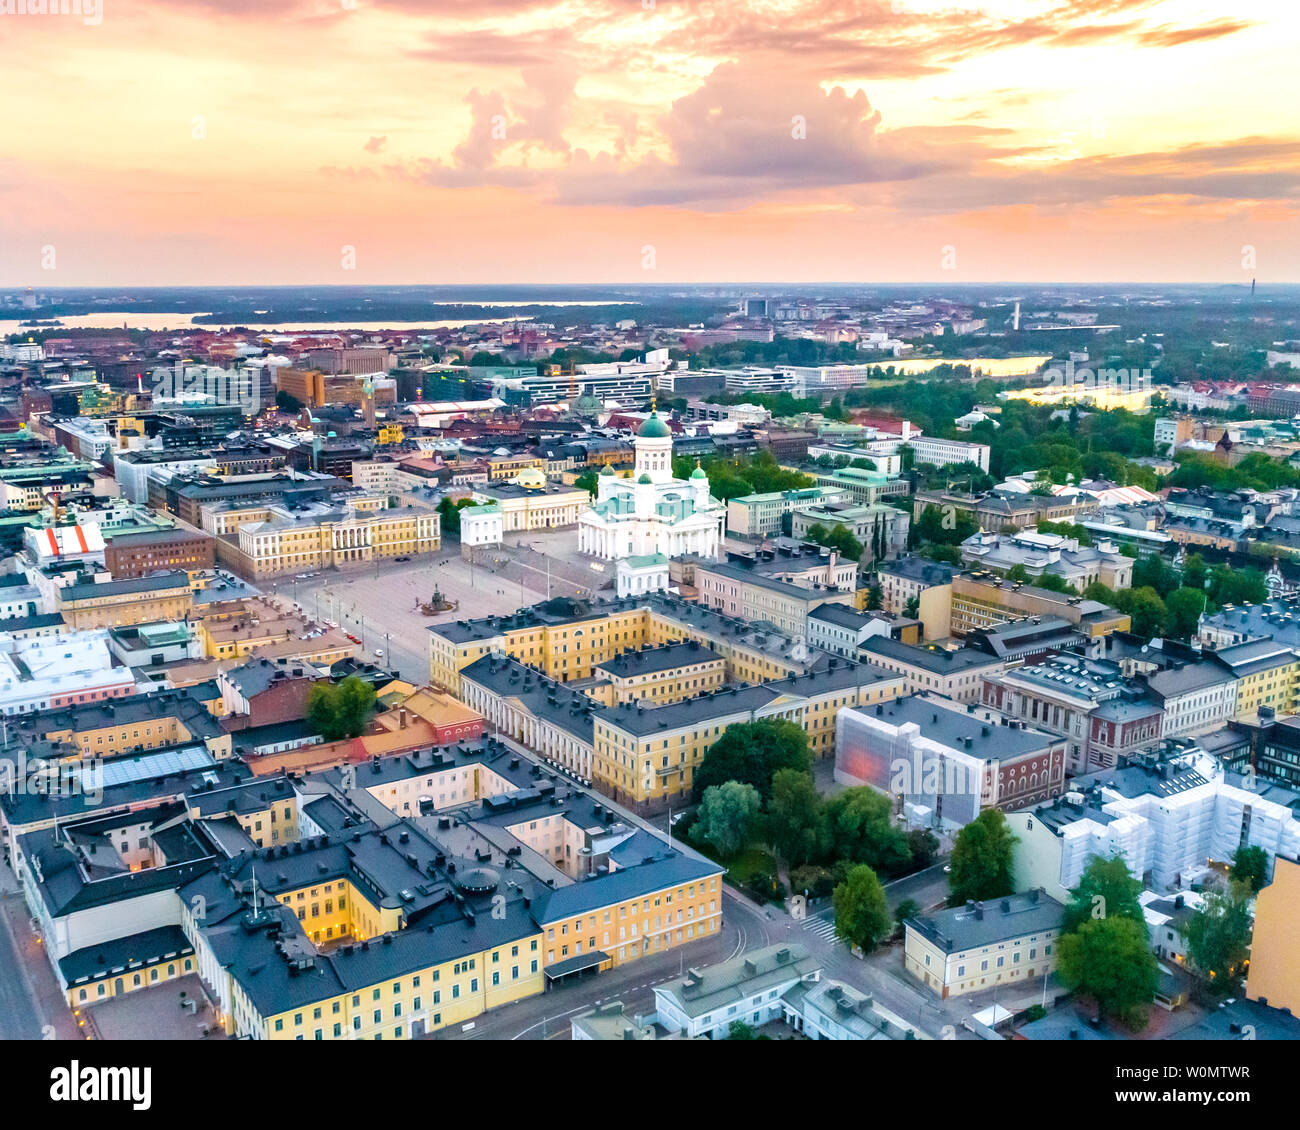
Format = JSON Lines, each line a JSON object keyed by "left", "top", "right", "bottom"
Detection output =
{"left": 3, "top": 0, "right": 1298, "bottom": 285}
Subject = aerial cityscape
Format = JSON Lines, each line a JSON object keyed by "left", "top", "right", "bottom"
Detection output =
{"left": 2, "top": 0, "right": 1296, "bottom": 1103}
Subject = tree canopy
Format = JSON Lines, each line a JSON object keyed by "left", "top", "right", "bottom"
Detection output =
{"left": 693, "top": 719, "right": 811, "bottom": 802}
{"left": 948, "top": 809, "right": 1017, "bottom": 905}
{"left": 822, "top": 787, "right": 913, "bottom": 876}
{"left": 693, "top": 781, "right": 763, "bottom": 858}
{"left": 306, "top": 676, "right": 377, "bottom": 741}
{"left": 767, "top": 768, "right": 829, "bottom": 867}
{"left": 1230, "top": 845, "right": 1269, "bottom": 893}
{"left": 1062, "top": 856, "right": 1146, "bottom": 934}
{"left": 1057, "top": 916, "right": 1159, "bottom": 1029}
{"left": 832, "top": 864, "right": 892, "bottom": 953}
{"left": 1181, "top": 880, "right": 1254, "bottom": 998}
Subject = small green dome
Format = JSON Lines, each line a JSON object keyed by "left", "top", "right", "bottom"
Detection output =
{"left": 600, "top": 463, "right": 615, "bottom": 476}
{"left": 690, "top": 463, "right": 708, "bottom": 480}
{"left": 638, "top": 412, "right": 671, "bottom": 439}
{"left": 638, "top": 473, "right": 653, "bottom": 484}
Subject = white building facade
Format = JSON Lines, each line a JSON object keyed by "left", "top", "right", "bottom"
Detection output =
{"left": 577, "top": 413, "right": 725, "bottom": 562}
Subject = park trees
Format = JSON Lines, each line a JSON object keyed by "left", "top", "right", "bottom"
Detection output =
{"left": 1062, "top": 856, "right": 1145, "bottom": 934}
{"left": 1181, "top": 880, "right": 1254, "bottom": 999}
{"left": 832, "top": 864, "right": 892, "bottom": 953}
{"left": 306, "top": 676, "right": 377, "bottom": 741}
{"left": 693, "top": 781, "right": 763, "bottom": 858}
{"left": 823, "top": 787, "right": 913, "bottom": 876}
{"left": 693, "top": 719, "right": 811, "bottom": 802}
{"left": 767, "top": 769, "right": 829, "bottom": 868}
{"left": 947, "top": 809, "right": 1017, "bottom": 904}
{"left": 1057, "top": 916, "right": 1159, "bottom": 1029}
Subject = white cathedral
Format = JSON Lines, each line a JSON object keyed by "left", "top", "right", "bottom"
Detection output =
{"left": 577, "top": 409, "right": 726, "bottom": 561}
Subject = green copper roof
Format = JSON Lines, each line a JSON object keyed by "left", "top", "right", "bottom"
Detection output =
{"left": 638, "top": 412, "right": 671, "bottom": 439}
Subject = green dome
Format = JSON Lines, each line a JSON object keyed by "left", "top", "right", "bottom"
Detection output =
{"left": 638, "top": 473, "right": 653, "bottom": 484}
{"left": 600, "top": 463, "right": 615, "bottom": 476}
{"left": 690, "top": 463, "right": 708, "bottom": 480}
{"left": 638, "top": 412, "right": 671, "bottom": 439}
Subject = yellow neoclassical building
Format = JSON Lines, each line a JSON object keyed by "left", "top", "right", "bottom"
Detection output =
{"left": 458, "top": 648, "right": 904, "bottom": 811}
{"left": 428, "top": 593, "right": 819, "bottom": 698}
{"left": 204, "top": 495, "right": 439, "bottom": 578}
{"left": 22, "top": 735, "right": 726, "bottom": 1038}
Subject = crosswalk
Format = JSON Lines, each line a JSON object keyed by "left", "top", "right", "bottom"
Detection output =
{"left": 801, "top": 916, "right": 841, "bottom": 944}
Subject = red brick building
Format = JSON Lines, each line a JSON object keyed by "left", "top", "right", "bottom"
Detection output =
{"left": 104, "top": 528, "right": 215, "bottom": 579}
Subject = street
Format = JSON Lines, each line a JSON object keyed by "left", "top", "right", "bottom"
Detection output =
{"left": 0, "top": 887, "right": 80, "bottom": 1041}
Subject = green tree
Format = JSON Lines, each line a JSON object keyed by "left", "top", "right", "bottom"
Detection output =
{"left": 1164, "top": 587, "right": 1207, "bottom": 639}
{"left": 832, "top": 864, "right": 892, "bottom": 953}
{"left": 1082, "top": 581, "right": 1116, "bottom": 604}
{"left": 1057, "top": 916, "right": 1159, "bottom": 1029}
{"left": 275, "top": 389, "right": 303, "bottom": 413}
{"left": 1182, "top": 552, "right": 1208, "bottom": 592}
{"left": 823, "top": 523, "right": 864, "bottom": 561}
{"left": 1034, "top": 571, "right": 1074, "bottom": 594}
{"left": 306, "top": 676, "right": 377, "bottom": 741}
{"left": 948, "top": 809, "right": 1017, "bottom": 904}
{"left": 1230, "top": 845, "right": 1269, "bottom": 893}
{"left": 1208, "top": 565, "right": 1269, "bottom": 607}
{"left": 865, "top": 584, "right": 883, "bottom": 610}
{"left": 1062, "top": 856, "right": 1145, "bottom": 934}
{"left": 1005, "top": 563, "right": 1030, "bottom": 584}
{"left": 694, "top": 781, "right": 763, "bottom": 858}
{"left": 1112, "top": 585, "right": 1166, "bottom": 641}
{"left": 767, "top": 768, "right": 828, "bottom": 868}
{"left": 823, "top": 787, "right": 913, "bottom": 875}
{"left": 693, "top": 719, "right": 811, "bottom": 802}
{"left": 436, "top": 495, "right": 476, "bottom": 535}
{"left": 1181, "top": 881, "right": 1254, "bottom": 998}
{"left": 916, "top": 503, "right": 977, "bottom": 546}
{"left": 894, "top": 898, "right": 920, "bottom": 929}
{"left": 1132, "top": 553, "right": 1180, "bottom": 598}
{"left": 574, "top": 470, "right": 599, "bottom": 498}
{"left": 906, "top": 828, "right": 940, "bottom": 870}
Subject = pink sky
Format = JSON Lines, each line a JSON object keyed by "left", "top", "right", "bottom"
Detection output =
{"left": 2, "top": 0, "right": 1297, "bottom": 284}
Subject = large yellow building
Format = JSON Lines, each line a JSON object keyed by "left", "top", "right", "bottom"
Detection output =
{"left": 593, "top": 640, "right": 727, "bottom": 705}
{"left": 458, "top": 649, "right": 904, "bottom": 811}
{"left": 57, "top": 571, "right": 195, "bottom": 630}
{"left": 193, "top": 598, "right": 357, "bottom": 665}
{"left": 951, "top": 572, "right": 1130, "bottom": 639}
{"left": 428, "top": 593, "right": 819, "bottom": 698}
{"left": 206, "top": 496, "right": 439, "bottom": 578}
{"left": 1246, "top": 854, "right": 1300, "bottom": 1015}
{"left": 1212, "top": 639, "right": 1300, "bottom": 721}
{"left": 17, "top": 738, "right": 723, "bottom": 1039}
{"left": 19, "top": 682, "right": 231, "bottom": 762}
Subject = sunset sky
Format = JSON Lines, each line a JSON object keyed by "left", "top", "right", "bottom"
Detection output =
{"left": 3, "top": 0, "right": 1298, "bottom": 285}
